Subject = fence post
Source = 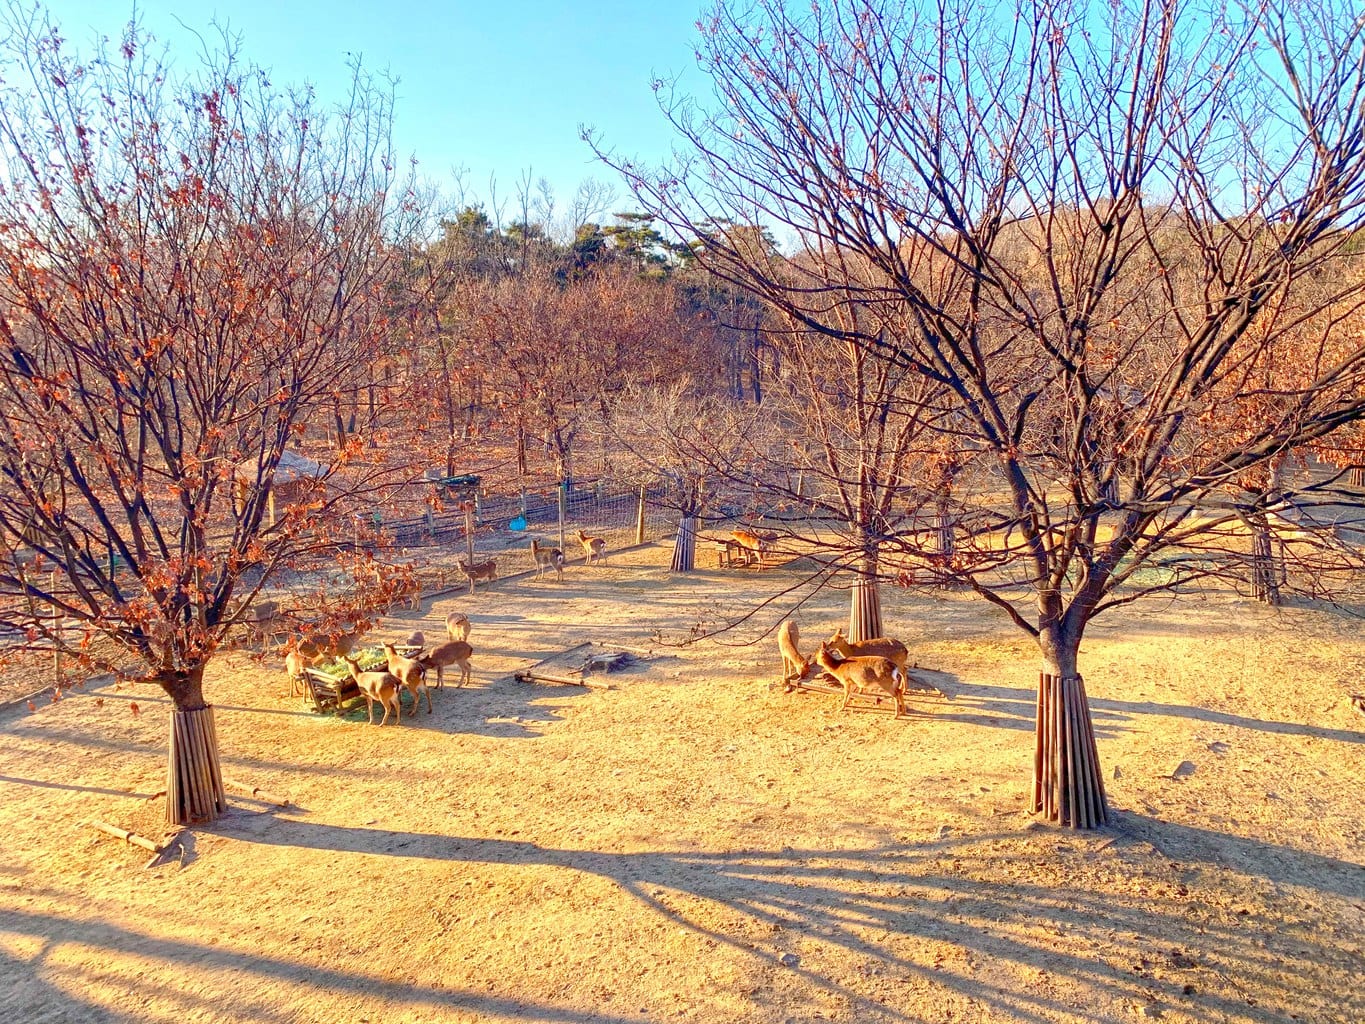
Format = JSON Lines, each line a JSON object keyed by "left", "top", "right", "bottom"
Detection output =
{"left": 636, "top": 485, "right": 647, "bottom": 545}
{"left": 464, "top": 504, "right": 476, "bottom": 566}
{"left": 519, "top": 488, "right": 528, "bottom": 516}
{"left": 558, "top": 482, "right": 568, "bottom": 553}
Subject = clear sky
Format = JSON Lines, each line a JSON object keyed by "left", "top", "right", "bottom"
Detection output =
{"left": 37, "top": 1, "right": 708, "bottom": 226}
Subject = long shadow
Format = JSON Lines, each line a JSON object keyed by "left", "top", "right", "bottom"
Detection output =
{"left": 208, "top": 815, "right": 1363, "bottom": 1023}
{"left": 0, "top": 907, "right": 644, "bottom": 1024}
{"left": 1089, "top": 695, "right": 1365, "bottom": 745}
{"left": 938, "top": 681, "right": 1129, "bottom": 737}
{"left": 0, "top": 944, "right": 127, "bottom": 1023}
{"left": 0, "top": 772, "right": 160, "bottom": 800}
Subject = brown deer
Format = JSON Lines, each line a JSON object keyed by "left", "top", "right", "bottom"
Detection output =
{"left": 285, "top": 627, "right": 365, "bottom": 695}
{"left": 730, "top": 529, "right": 768, "bottom": 567}
{"left": 576, "top": 528, "right": 608, "bottom": 565}
{"left": 777, "top": 620, "right": 809, "bottom": 687}
{"left": 826, "top": 628, "right": 910, "bottom": 675}
{"left": 445, "top": 611, "right": 471, "bottom": 642}
{"left": 383, "top": 642, "right": 431, "bottom": 714}
{"left": 813, "top": 641, "right": 907, "bottom": 718}
{"left": 419, "top": 639, "right": 474, "bottom": 688}
{"left": 530, "top": 538, "right": 565, "bottom": 582}
{"left": 340, "top": 656, "right": 403, "bottom": 726}
{"left": 458, "top": 557, "right": 497, "bottom": 592}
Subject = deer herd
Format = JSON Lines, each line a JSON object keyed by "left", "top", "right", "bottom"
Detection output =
{"left": 279, "top": 524, "right": 918, "bottom": 726}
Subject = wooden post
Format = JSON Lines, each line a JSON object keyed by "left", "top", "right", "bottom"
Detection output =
{"left": 464, "top": 504, "right": 476, "bottom": 566}
{"left": 558, "top": 481, "right": 568, "bottom": 554}
{"left": 635, "top": 485, "right": 647, "bottom": 546}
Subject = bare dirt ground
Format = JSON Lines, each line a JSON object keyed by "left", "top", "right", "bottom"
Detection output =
{"left": 1, "top": 541, "right": 1362, "bottom": 1024}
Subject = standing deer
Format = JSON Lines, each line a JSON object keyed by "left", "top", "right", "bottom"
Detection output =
{"left": 340, "top": 656, "right": 403, "bottom": 726}
{"left": 813, "top": 641, "right": 908, "bottom": 718}
{"left": 383, "top": 642, "right": 431, "bottom": 714}
{"left": 826, "top": 628, "right": 910, "bottom": 675}
{"left": 777, "top": 620, "right": 809, "bottom": 687}
{"left": 576, "top": 529, "right": 608, "bottom": 565}
{"left": 445, "top": 612, "right": 471, "bottom": 643}
{"left": 530, "top": 538, "right": 565, "bottom": 582}
{"left": 420, "top": 639, "right": 474, "bottom": 688}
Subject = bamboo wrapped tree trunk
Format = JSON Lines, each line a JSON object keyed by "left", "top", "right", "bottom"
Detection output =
{"left": 1349, "top": 465, "right": 1365, "bottom": 489}
{"left": 167, "top": 705, "right": 227, "bottom": 825}
{"left": 1031, "top": 673, "right": 1108, "bottom": 829}
{"left": 848, "top": 577, "right": 882, "bottom": 641}
{"left": 1248, "top": 515, "right": 1282, "bottom": 606}
{"left": 671, "top": 516, "right": 697, "bottom": 572}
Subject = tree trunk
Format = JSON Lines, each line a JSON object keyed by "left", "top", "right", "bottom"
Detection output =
{"left": 1248, "top": 513, "right": 1282, "bottom": 606}
{"left": 516, "top": 423, "right": 528, "bottom": 476}
{"left": 1031, "top": 643, "right": 1108, "bottom": 829}
{"left": 158, "top": 665, "right": 227, "bottom": 825}
{"left": 671, "top": 515, "right": 697, "bottom": 572}
{"left": 848, "top": 546, "right": 882, "bottom": 641}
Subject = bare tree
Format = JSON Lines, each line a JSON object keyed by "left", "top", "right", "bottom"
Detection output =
{"left": 595, "top": 0, "right": 1365, "bottom": 827}
{"left": 0, "top": 10, "right": 418, "bottom": 823}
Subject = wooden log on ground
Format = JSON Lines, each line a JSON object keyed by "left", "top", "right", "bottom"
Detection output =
{"left": 87, "top": 819, "right": 166, "bottom": 854}
{"left": 514, "top": 669, "right": 615, "bottom": 690}
{"left": 224, "top": 778, "right": 291, "bottom": 807}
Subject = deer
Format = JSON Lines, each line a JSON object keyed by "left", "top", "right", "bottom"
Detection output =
{"left": 458, "top": 557, "right": 497, "bottom": 592}
{"left": 530, "top": 538, "right": 565, "bottom": 582}
{"left": 340, "top": 656, "right": 403, "bottom": 726}
{"left": 420, "top": 639, "right": 474, "bottom": 688}
{"left": 777, "top": 620, "right": 810, "bottom": 687}
{"left": 401, "top": 630, "right": 425, "bottom": 650}
{"left": 445, "top": 611, "right": 471, "bottom": 643}
{"left": 825, "top": 628, "right": 910, "bottom": 675}
{"left": 576, "top": 528, "right": 608, "bottom": 565}
{"left": 383, "top": 642, "right": 431, "bottom": 715}
{"left": 731, "top": 529, "right": 768, "bottom": 567}
{"left": 813, "top": 641, "right": 907, "bottom": 718}
{"left": 285, "top": 627, "right": 365, "bottom": 694}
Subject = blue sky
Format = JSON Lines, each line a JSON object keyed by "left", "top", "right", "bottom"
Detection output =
{"left": 39, "top": 1, "right": 707, "bottom": 225}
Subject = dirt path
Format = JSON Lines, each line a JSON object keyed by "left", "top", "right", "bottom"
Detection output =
{"left": 2, "top": 542, "right": 1362, "bottom": 1023}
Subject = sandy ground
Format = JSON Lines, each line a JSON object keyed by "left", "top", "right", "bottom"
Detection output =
{"left": 1, "top": 541, "right": 1362, "bottom": 1024}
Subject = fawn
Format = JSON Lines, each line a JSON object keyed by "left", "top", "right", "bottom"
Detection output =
{"left": 383, "top": 642, "right": 431, "bottom": 714}
{"left": 420, "top": 639, "right": 474, "bottom": 688}
{"left": 813, "top": 641, "right": 907, "bottom": 718}
{"left": 530, "top": 538, "right": 565, "bottom": 582}
{"left": 445, "top": 612, "right": 471, "bottom": 642}
{"left": 576, "top": 529, "right": 608, "bottom": 565}
{"left": 340, "top": 656, "right": 403, "bottom": 726}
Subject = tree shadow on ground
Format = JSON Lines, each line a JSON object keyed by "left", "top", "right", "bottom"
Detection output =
{"left": 204, "top": 813, "right": 1363, "bottom": 1024}
{"left": 0, "top": 904, "right": 643, "bottom": 1024}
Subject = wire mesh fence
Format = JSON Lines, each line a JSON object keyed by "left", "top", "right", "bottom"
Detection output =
{"left": 376, "top": 480, "right": 674, "bottom": 585}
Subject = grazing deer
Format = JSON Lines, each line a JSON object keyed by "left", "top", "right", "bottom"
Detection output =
{"left": 777, "top": 620, "right": 809, "bottom": 687}
{"left": 530, "top": 538, "right": 565, "bottom": 582}
{"left": 826, "top": 628, "right": 910, "bottom": 675}
{"left": 284, "top": 650, "right": 308, "bottom": 697}
{"left": 420, "top": 639, "right": 474, "bottom": 688}
{"left": 813, "top": 641, "right": 907, "bottom": 718}
{"left": 576, "top": 529, "right": 608, "bottom": 565}
{"left": 340, "top": 656, "right": 403, "bottom": 726}
{"left": 731, "top": 529, "right": 768, "bottom": 567}
{"left": 383, "top": 642, "right": 431, "bottom": 715}
{"left": 458, "top": 557, "right": 497, "bottom": 592}
{"left": 445, "top": 612, "right": 471, "bottom": 643}
{"left": 288, "top": 628, "right": 364, "bottom": 669}
{"left": 401, "top": 630, "right": 425, "bottom": 650}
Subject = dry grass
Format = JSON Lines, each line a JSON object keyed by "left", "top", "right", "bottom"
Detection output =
{"left": 1, "top": 542, "right": 1362, "bottom": 1023}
